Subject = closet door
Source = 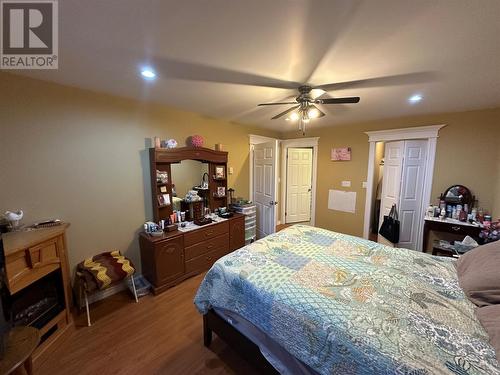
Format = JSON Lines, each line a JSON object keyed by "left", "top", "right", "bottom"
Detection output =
{"left": 398, "top": 140, "right": 428, "bottom": 250}
{"left": 378, "top": 141, "right": 404, "bottom": 240}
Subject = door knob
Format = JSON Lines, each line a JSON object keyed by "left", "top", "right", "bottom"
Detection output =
{"left": 269, "top": 201, "right": 278, "bottom": 206}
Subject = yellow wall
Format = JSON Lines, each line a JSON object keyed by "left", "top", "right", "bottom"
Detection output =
{"left": 0, "top": 73, "right": 279, "bottom": 271}
{"left": 281, "top": 108, "right": 500, "bottom": 237}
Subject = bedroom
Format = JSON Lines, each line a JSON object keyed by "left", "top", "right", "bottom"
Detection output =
{"left": 0, "top": 0, "right": 499, "bottom": 374}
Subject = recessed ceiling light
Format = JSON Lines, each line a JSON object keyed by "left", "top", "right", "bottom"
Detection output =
{"left": 140, "top": 68, "right": 156, "bottom": 80}
{"left": 408, "top": 94, "right": 423, "bottom": 104}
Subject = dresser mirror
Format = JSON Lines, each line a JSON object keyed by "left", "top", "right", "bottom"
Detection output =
{"left": 150, "top": 147, "right": 228, "bottom": 222}
{"left": 442, "top": 185, "right": 473, "bottom": 206}
{"left": 170, "top": 159, "right": 209, "bottom": 214}
{"left": 171, "top": 160, "right": 209, "bottom": 197}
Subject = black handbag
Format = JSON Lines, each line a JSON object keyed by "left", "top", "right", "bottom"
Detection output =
{"left": 379, "top": 204, "right": 400, "bottom": 243}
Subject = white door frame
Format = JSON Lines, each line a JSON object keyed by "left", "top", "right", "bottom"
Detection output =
{"left": 363, "top": 125, "right": 446, "bottom": 251}
{"left": 280, "top": 137, "right": 319, "bottom": 226}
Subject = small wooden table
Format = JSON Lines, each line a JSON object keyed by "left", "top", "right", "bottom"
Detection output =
{"left": 0, "top": 327, "right": 40, "bottom": 375}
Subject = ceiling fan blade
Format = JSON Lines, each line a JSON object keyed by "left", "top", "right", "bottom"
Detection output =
{"left": 154, "top": 57, "right": 301, "bottom": 90}
{"left": 315, "top": 97, "right": 360, "bottom": 104}
{"left": 257, "top": 102, "right": 297, "bottom": 106}
{"left": 271, "top": 105, "right": 300, "bottom": 120}
{"left": 314, "top": 71, "right": 438, "bottom": 92}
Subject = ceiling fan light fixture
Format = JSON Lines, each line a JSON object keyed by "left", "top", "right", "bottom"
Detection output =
{"left": 307, "top": 107, "right": 320, "bottom": 118}
{"left": 289, "top": 112, "right": 300, "bottom": 121}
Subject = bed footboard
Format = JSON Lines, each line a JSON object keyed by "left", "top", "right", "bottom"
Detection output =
{"left": 202, "top": 309, "right": 279, "bottom": 374}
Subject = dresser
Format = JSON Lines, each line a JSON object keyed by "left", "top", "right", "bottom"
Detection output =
{"left": 139, "top": 214, "right": 245, "bottom": 294}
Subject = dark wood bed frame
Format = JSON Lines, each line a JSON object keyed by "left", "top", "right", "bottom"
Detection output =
{"left": 203, "top": 309, "right": 279, "bottom": 374}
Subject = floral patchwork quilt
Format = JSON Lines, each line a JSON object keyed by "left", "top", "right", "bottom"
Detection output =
{"left": 194, "top": 225, "right": 499, "bottom": 374}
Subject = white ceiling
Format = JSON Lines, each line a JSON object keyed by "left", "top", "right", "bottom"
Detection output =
{"left": 19, "top": 0, "right": 500, "bottom": 131}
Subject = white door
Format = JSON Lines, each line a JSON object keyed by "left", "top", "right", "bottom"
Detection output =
{"left": 253, "top": 140, "right": 278, "bottom": 239}
{"left": 378, "top": 141, "right": 404, "bottom": 245}
{"left": 398, "top": 140, "right": 427, "bottom": 250}
{"left": 286, "top": 148, "right": 313, "bottom": 223}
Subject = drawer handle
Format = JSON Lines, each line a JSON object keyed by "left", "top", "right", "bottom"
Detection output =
{"left": 206, "top": 256, "right": 212, "bottom": 262}
{"left": 451, "top": 226, "right": 461, "bottom": 231}
{"left": 205, "top": 231, "right": 214, "bottom": 237}
{"left": 162, "top": 246, "right": 175, "bottom": 254}
{"left": 207, "top": 245, "right": 214, "bottom": 250}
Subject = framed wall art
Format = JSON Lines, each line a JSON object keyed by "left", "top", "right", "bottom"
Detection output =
{"left": 331, "top": 147, "right": 351, "bottom": 161}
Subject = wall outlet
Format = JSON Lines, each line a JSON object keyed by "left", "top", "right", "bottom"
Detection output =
{"left": 362, "top": 181, "right": 367, "bottom": 188}
{"left": 341, "top": 180, "right": 351, "bottom": 187}
{"left": 229, "top": 167, "right": 234, "bottom": 175}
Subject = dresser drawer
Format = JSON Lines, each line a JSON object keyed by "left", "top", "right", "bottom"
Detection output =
{"left": 184, "top": 221, "right": 229, "bottom": 247}
{"left": 185, "top": 233, "right": 229, "bottom": 261}
{"left": 425, "top": 220, "right": 481, "bottom": 237}
{"left": 185, "top": 246, "right": 228, "bottom": 275}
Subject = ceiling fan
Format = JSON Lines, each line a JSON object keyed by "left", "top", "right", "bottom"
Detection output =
{"left": 257, "top": 84, "right": 360, "bottom": 133}
{"left": 150, "top": 57, "right": 436, "bottom": 134}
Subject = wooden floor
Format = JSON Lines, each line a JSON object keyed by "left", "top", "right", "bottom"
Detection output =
{"left": 37, "top": 274, "right": 260, "bottom": 375}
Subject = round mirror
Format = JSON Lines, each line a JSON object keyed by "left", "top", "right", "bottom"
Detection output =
{"left": 442, "top": 185, "right": 473, "bottom": 205}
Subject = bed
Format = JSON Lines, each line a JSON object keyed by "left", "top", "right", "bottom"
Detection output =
{"left": 194, "top": 224, "right": 500, "bottom": 374}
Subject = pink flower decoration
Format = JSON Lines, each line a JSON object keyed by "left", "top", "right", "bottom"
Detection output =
{"left": 191, "top": 135, "right": 204, "bottom": 148}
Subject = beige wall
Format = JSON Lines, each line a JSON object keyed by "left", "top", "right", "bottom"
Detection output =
{"left": 281, "top": 107, "right": 500, "bottom": 237}
{"left": 0, "top": 73, "right": 279, "bottom": 271}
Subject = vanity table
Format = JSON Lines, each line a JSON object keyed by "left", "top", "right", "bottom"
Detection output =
{"left": 423, "top": 217, "right": 482, "bottom": 255}
{"left": 423, "top": 184, "right": 482, "bottom": 254}
{"left": 140, "top": 147, "right": 245, "bottom": 294}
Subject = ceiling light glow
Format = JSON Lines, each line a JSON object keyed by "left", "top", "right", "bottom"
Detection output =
{"left": 308, "top": 108, "right": 320, "bottom": 118}
{"left": 408, "top": 94, "right": 423, "bottom": 104}
{"left": 140, "top": 68, "right": 156, "bottom": 80}
{"left": 289, "top": 112, "right": 300, "bottom": 121}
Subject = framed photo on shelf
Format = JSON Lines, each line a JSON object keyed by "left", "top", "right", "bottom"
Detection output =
{"left": 217, "top": 186, "right": 226, "bottom": 197}
{"left": 157, "top": 194, "right": 165, "bottom": 206}
{"left": 157, "top": 193, "right": 171, "bottom": 207}
{"left": 214, "top": 165, "right": 226, "bottom": 179}
{"left": 156, "top": 169, "right": 169, "bottom": 184}
{"left": 159, "top": 186, "right": 167, "bottom": 193}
